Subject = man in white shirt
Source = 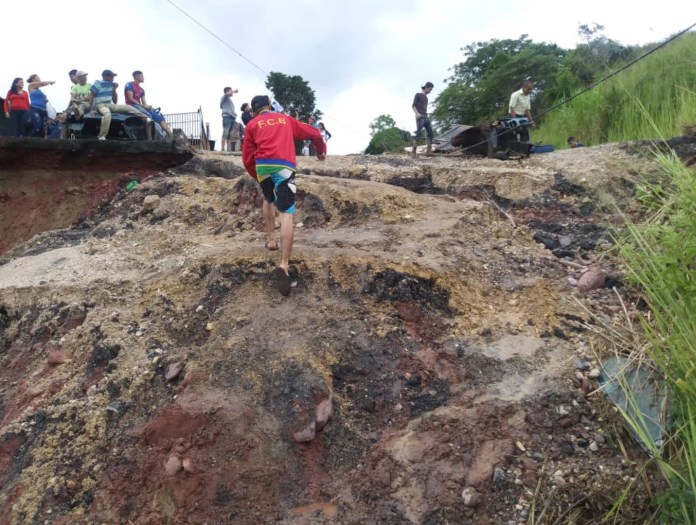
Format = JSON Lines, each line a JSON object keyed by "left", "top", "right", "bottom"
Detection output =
{"left": 508, "top": 80, "right": 534, "bottom": 142}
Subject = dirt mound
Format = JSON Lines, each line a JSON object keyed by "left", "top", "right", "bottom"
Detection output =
{"left": 0, "top": 145, "right": 664, "bottom": 524}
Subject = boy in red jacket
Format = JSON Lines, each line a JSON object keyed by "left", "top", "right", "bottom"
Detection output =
{"left": 242, "top": 95, "right": 326, "bottom": 296}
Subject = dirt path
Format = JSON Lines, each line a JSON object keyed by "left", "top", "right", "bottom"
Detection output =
{"left": 0, "top": 146, "right": 660, "bottom": 524}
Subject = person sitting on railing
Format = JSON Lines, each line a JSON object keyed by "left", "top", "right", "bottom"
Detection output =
{"left": 69, "top": 71, "right": 91, "bottom": 120}
{"left": 124, "top": 70, "right": 174, "bottom": 140}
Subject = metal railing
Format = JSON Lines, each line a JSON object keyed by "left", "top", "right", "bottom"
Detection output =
{"left": 162, "top": 106, "right": 211, "bottom": 150}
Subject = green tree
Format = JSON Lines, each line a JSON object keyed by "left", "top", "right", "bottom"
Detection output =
{"left": 431, "top": 36, "right": 566, "bottom": 127}
{"left": 265, "top": 71, "right": 321, "bottom": 121}
{"left": 369, "top": 114, "right": 397, "bottom": 137}
{"left": 365, "top": 114, "right": 411, "bottom": 154}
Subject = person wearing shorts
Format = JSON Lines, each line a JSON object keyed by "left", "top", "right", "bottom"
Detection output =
{"left": 220, "top": 86, "right": 238, "bottom": 151}
{"left": 242, "top": 95, "right": 326, "bottom": 295}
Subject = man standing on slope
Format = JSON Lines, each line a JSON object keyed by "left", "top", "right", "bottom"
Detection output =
{"left": 508, "top": 80, "right": 535, "bottom": 142}
{"left": 242, "top": 95, "right": 326, "bottom": 296}
{"left": 411, "top": 81, "right": 434, "bottom": 157}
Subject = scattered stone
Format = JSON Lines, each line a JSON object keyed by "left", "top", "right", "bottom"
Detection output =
{"left": 315, "top": 398, "right": 333, "bottom": 431}
{"left": 165, "top": 362, "right": 184, "bottom": 381}
{"left": 164, "top": 455, "right": 182, "bottom": 476}
{"left": 293, "top": 421, "right": 316, "bottom": 443}
{"left": 588, "top": 368, "right": 601, "bottom": 379}
{"left": 492, "top": 467, "right": 506, "bottom": 488}
{"left": 577, "top": 265, "right": 606, "bottom": 293}
{"left": 143, "top": 195, "right": 161, "bottom": 211}
{"left": 461, "top": 487, "right": 481, "bottom": 507}
{"left": 589, "top": 441, "right": 599, "bottom": 452}
{"left": 567, "top": 277, "right": 578, "bottom": 286}
{"left": 594, "top": 433, "right": 606, "bottom": 444}
{"left": 182, "top": 458, "right": 195, "bottom": 473}
{"left": 47, "top": 349, "right": 67, "bottom": 365}
{"left": 515, "top": 441, "right": 526, "bottom": 452}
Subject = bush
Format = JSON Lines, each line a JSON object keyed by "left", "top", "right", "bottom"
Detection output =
{"left": 365, "top": 128, "right": 411, "bottom": 155}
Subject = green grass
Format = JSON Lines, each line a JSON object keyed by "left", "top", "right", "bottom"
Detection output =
{"left": 612, "top": 151, "right": 696, "bottom": 524}
{"left": 535, "top": 32, "right": 696, "bottom": 148}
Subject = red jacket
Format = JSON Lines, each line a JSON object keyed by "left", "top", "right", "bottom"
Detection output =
{"left": 4, "top": 91, "right": 30, "bottom": 113}
{"left": 242, "top": 111, "right": 326, "bottom": 178}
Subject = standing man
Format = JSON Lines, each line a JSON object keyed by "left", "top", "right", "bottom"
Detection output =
{"left": 89, "top": 70, "right": 151, "bottom": 141}
{"left": 508, "top": 80, "right": 535, "bottom": 142}
{"left": 411, "top": 81, "right": 434, "bottom": 157}
{"left": 124, "top": 70, "right": 174, "bottom": 139}
{"left": 220, "top": 86, "right": 238, "bottom": 151}
{"left": 242, "top": 95, "right": 326, "bottom": 296}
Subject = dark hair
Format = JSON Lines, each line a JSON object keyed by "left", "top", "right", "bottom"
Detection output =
{"left": 567, "top": 136, "right": 576, "bottom": 143}
{"left": 422, "top": 81, "right": 434, "bottom": 89}
{"left": 224, "top": 86, "right": 232, "bottom": 93}
{"left": 318, "top": 123, "right": 325, "bottom": 130}
{"left": 251, "top": 95, "right": 271, "bottom": 113}
{"left": 69, "top": 69, "right": 77, "bottom": 76}
{"left": 27, "top": 74, "right": 39, "bottom": 83}
{"left": 10, "top": 78, "right": 23, "bottom": 94}
{"left": 133, "top": 70, "right": 143, "bottom": 77}
{"left": 241, "top": 103, "right": 250, "bottom": 111}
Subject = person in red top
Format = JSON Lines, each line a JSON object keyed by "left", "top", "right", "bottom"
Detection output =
{"left": 4, "top": 78, "right": 31, "bottom": 137}
{"left": 242, "top": 94, "right": 326, "bottom": 295}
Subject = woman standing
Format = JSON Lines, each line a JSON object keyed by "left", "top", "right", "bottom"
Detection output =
{"left": 318, "top": 122, "right": 332, "bottom": 144}
{"left": 27, "top": 74, "right": 55, "bottom": 137}
{"left": 3, "top": 78, "right": 31, "bottom": 137}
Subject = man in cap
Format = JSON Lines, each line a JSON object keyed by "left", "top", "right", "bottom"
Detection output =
{"left": 88, "top": 69, "right": 151, "bottom": 140}
{"left": 242, "top": 95, "right": 326, "bottom": 296}
{"left": 69, "top": 71, "right": 91, "bottom": 119}
{"left": 411, "top": 81, "right": 434, "bottom": 156}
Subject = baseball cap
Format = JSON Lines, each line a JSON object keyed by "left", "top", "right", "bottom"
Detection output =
{"left": 251, "top": 95, "right": 271, "bottom": 112}
{"left": 423, "top": 81, "right": 434, "bottom": 88}
{"left": 102, "top": 69, "right": 117, "bottom": 77}
{"left": 76, "top": 70, "right": 88, "bottom": 77}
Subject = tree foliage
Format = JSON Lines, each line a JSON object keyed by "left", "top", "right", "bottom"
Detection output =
{"left": 265, "top": 71, "right": 321, "bottom": 120}
{"left": 432, "top": 35, "right": 566, "bottom": 128}
{"left": 369, "top": 114, "right": 397, "bottom": 137}
{"left": 365, "top": 114, "right": 410, "bottom": 154}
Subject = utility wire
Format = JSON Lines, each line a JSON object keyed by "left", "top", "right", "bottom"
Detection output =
{"left": 458, "top": 21, "right": 696, "bottom": 154}
{"left": 164, "top": 0, "right": 363, "bottom": 136}
{"left": 164, "top": 0, "right": 268, "bottom": 76}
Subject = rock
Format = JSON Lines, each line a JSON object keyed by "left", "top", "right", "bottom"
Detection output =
{"left": 315, "top": 398, "right": 333, "bottom": 431}
{"left": 589, "top": 441, "right": 599, "bottom": 452}
{"left": 164, "top": 455, "right": 181, "bottom": 476}
{"left": 293, "top": 421, "right": 316, "bottom": 443}
{"left": 47, "top": 349, "right": 67, "bottom": 365}
{"left": 143, "top": 195, "right": 161, "bottom": 211}
{"left": 492, "top": 467, "right": 506, "bottom": 488}
{"left": 461, "top": 487, "right": 481, "bottom": 507}
{"left": 594, "top": 433, "right": 606, "bottom": 444}
{"left": 588, "top": 368, "right": 601, "bottom": 379}
{"left": 577, "top": 265, "right": 606, "bottom": 293}
{"left": 182, "top": 457, "right": 195, "bottom": 473}
{"left": 165, "top": 362, "right": 184, "bottom": 381}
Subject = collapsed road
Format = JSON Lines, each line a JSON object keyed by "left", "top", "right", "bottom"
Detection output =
{"left": 0, "top": 138, "right": 690, "bottom": 524}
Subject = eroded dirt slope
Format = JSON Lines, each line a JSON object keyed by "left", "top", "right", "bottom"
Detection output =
{"left": 0, "top": 145, "right": 663, "bottom": 524}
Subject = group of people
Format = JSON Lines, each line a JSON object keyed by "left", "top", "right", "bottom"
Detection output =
{"left": 410, "top": 79, "right": 583, "bottom": 155}
{"left": 220, "top": 87, "right": 331, "bottom": 153}
{"left": 3, "top": 69, "right": 173, "bottom": 140}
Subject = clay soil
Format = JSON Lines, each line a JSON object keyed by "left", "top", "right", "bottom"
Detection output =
{"left": 0, "top": 142, "right": 680, "bottom": 524}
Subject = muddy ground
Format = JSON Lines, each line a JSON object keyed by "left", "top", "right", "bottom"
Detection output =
{"left": 0, "top": 140, "right": 684, "bottom": 524}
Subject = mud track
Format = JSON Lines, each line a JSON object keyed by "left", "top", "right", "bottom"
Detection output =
{"left": 0, "top": 145, "right": 667, "bottom": 524}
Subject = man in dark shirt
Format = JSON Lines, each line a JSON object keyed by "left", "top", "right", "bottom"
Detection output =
{"left": 411, "top": 81, "right": 434, "bottom": 157}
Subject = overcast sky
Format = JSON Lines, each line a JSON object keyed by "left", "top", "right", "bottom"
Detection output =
{"left": 2, "top": 1, "right": 693, "bottom": 153}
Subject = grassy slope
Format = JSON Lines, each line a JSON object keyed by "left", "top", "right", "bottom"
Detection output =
{"left": 535, "top": 32, "right": 696, "bottom": 148}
